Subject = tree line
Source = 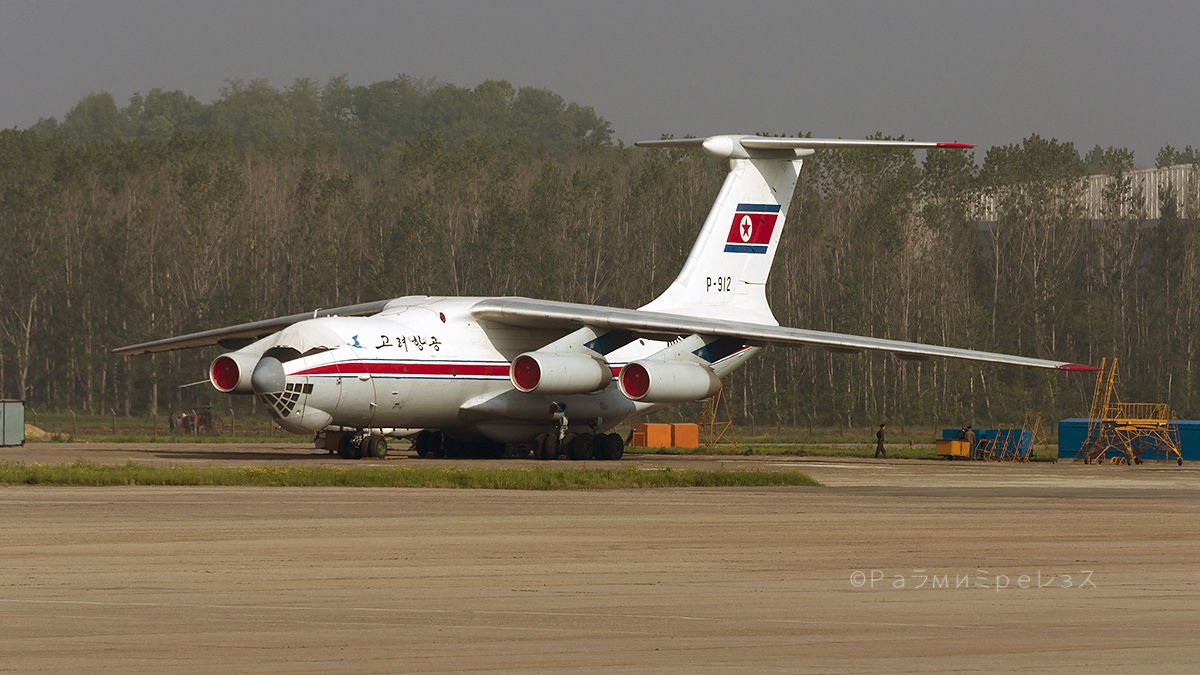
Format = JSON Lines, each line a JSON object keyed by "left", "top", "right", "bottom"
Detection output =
{"left": 31, "top": 75, "right": 612, "bottom": 161}
{"left": 2, "top": 76, "right": 1198, "bottom": 430}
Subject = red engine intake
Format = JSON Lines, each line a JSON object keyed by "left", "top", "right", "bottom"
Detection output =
{"left": 509, "top": 352, "right": 611, "bottom": 395}
{"left": 512, "top": 354, "right": 542, "bottom": 392}
{"left": 209, "top": 352, "right": 260, "bottom": 394}
{"left": 618, "top": 359, "right": 721, "bottom": 403}
{"left": 619, "top": 362, "right": 651, "bottom": 399}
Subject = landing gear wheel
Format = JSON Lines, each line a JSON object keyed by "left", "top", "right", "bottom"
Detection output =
{"left": 595, "top": 433, "right": 624, "bottom": 461}
{"left": 415, "top": 430, "right": 432, "bottom": 458}
{"left": 570, "top": 433, "right": 595, "bottom": 461}
{"left": 369, "top": 437, "right": 389, "bottom": 458}
{"left": 337, "top": 434, "right": 354, "bottom": 459}
{"left": 535, "top": 433, "right": 560, "bottom": 461}
{"left": 348, "top": 436, "right": 365, "bottom": 460}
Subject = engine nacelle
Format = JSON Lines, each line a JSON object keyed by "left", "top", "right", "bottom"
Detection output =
{"left": 510, "top": 352, "right": 612, "bottom": 395}
{"left": 209, "top": 352, "right": 261, "bottom": 394}
{"left": 618, "top": 360, "right": 721, "bottom": 403}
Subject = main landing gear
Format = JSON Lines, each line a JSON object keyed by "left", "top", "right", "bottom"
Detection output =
{"left": 323, "top": 430, "right": 389, "bottom": 460}
{"left": 533, "top": 432, "right": 624, "bottom": 461}
{"left": 409, "top": 429, "right": 624, "bottom": 461}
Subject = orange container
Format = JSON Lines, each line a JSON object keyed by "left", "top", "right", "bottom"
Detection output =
{"left": 643, "top": 423, "right": 673, "bottom": 448}
{"left": 630, "top": 427, "right": 647, "bottom": 447}
{"left": 671, "top": 423, "right": 700, "bottom": 448}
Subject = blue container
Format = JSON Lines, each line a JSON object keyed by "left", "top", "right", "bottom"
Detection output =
{"left": 942, "top": 427, "right": 976, "bottom": 440}
{"left": 1173, "top": 421, "right": 1200, "bottom": 461}
{"left": 1057, "top": 419, "right": 1089, "bottom": 460}
{"left": 941, "top": 427, "right": 1035, "bottom": 459}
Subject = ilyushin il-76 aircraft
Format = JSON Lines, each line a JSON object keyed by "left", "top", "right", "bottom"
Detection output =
{"left": 115, "top": 134, "right": 1096, "bottom": 460}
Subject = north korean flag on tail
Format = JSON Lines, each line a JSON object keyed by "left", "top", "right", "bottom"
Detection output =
{"left": 723, "top": 203, "right": 780, "bottom": 254}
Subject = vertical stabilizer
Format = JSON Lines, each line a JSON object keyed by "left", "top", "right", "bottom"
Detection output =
{"left": 638, "top": 148, "right": 803, "bottom": 326}
{"left": 636, "top": 135, "right": 973, "bottom": 326}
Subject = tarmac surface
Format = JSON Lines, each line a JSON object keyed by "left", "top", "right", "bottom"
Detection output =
{"left": 2, "top": 443, "right": 1199, "bottom": 672}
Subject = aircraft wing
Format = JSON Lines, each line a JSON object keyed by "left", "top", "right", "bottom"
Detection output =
{"left": 470, "top": 297, "right": 1095, "bottom": 371}
{"left": 112, "top": 300, "right": 392, "bottom": 355}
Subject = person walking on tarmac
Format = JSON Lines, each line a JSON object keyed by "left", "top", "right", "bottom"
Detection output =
{"left": 874, "top": 423, "right": 887, "bottom": 458}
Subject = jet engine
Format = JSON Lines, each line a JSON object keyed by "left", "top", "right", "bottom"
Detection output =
{"left": 209, "top": 352, "right": 262, "bottom": 394}
{"left": 510, "top": 352, "right": 612, "bottom": 395}
{"left": 618, "top": 360, "right": 721, "bottom": 403}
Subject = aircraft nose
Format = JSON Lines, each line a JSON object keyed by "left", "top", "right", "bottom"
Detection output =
{"left": 251, "top": 356, "right": 286, "bottom": 394}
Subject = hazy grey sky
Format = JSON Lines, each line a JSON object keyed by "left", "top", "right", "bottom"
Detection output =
{"left": 2, "top": 0, "right": 1197, "bottom": 166}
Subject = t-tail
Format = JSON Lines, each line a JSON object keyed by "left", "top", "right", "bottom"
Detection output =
{"left": 635, "top": 135, "right": 972, "bottom": 326}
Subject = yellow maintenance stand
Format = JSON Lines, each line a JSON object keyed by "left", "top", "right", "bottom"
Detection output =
{"left": 967, "top": 413, "right": 1046, "bottom": 462}
{"left": 984, "top": 413, "right": 1047, "bottom": 461}
{"left": 1080, "top": 357, "right": 1183, "bottom": 465}
{"left": 698, "top": 384, "right": 736, "bottom": 448}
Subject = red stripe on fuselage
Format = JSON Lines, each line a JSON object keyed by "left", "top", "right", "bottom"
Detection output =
{"left": 294, "top": 360, "right": 639, "bottom": 380}
{"left": 295, "top": 361, "right": 512, "bottom": 378}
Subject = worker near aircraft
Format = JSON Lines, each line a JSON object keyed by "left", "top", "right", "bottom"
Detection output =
{"left": 875, "top": 423, "right": 887, "bottom": 459}
{"left": 959, "top": 425, "right": 976, "bottom": 449}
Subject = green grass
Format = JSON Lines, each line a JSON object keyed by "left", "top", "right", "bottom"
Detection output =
{"left": 0, "top": 462, "right": 820, "bottom": 490}
{"left": 631, "top": 443, "right": 940, "bottom": 460}
{"left": 711, "top": 424, "right": 1063, "bottom": 446}
{"left": 24, "top": 410, "right": 287, "bottom": 442}
{"left": 630, "top": 443, "right": 1058, "bottom": 461}
{"left": 47, "top": 433, "right": 292, "bottom": 444}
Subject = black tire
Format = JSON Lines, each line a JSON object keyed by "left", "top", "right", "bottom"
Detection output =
{"left": 415, "top": 430, "right": 431, "bottom": 457}
{"left": 595, "top": 433, "right": 624, "bottom": 461}
{"left": 371, "top": 437, "right": 389, "bottom": 458}
{"left": 349, "top": 437, "right": 366, "bottom": 460}
{"left": 570, "top": 433, "right": 595, "bottom": 461}
{"left": 542, "top": 433, "right": 561, "bottom": 461}
{"left": 533, "top": 433, "right": 550, "bottom": 460}
{"left": 337, "top": 434, "right": 354, "bottom": 459}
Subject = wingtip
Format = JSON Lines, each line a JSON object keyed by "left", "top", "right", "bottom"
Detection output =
{"left": 1058, "top": 363, "right": 1101, "bottom": 372}
{"left": 936, "top": 142, "right": 974, "bottom": 149}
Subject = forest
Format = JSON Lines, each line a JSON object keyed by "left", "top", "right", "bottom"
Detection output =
{"left": 2, "top": 74, "right": 1199, "bottom": 430}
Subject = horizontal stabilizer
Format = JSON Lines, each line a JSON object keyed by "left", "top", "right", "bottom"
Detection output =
{"left": 636, "top": 135, "right": 971, "bottom": 159}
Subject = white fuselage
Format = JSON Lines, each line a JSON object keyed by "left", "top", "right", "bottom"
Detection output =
{"left": 255, "top": 296, "right": 755, "bottom": 442}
